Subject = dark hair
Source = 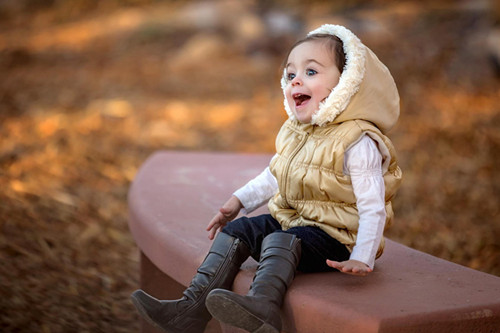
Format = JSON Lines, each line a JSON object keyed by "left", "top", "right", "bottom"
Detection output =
{"left": 282, "top": 33, "right": 346, "bottom": 74}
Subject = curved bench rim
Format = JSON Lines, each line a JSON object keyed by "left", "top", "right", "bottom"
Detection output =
{"left": 129, "top": 151, "right": 500, "bottom": 332}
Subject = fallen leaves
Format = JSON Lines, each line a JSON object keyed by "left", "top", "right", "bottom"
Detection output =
{"left": 0, "top": 1, "right": 499, "bottom": 332}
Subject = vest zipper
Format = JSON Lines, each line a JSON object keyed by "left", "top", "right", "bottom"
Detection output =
{"left": 281, "top": 131, "right": 310, "bottom": 207}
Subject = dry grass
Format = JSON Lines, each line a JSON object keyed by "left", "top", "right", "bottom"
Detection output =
{"left": 1, "top": 1, "right": 499, "bottom": 332}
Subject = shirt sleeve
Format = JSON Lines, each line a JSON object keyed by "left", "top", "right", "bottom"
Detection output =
{"left": 233, "top": 156, "right": 278, "bottom": 214}
{"left": 343, "top": 135, "right": 386, "bottom": 269}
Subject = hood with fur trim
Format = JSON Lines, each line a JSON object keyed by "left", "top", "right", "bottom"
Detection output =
{"left": 281, "top": 24, "right": 400, "bottom": 134}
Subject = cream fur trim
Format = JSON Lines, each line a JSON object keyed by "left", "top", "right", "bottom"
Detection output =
{"left": 281, "top": 24, "right": 366, "bottom": 126}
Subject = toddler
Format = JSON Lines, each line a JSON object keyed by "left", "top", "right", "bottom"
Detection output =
{"left": 131, "top": 24, "right": 402, "bottom": 333}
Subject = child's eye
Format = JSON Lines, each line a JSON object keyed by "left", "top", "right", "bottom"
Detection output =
{"left": 306, "top": 69, "right": 317, "bottom": 76}
{"left": 286, "top": 73, "right": 296, "bottom": 81}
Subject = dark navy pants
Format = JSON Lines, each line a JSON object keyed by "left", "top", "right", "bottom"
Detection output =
{"left": 221, "top": 214, "right": 350, "bottom": 273}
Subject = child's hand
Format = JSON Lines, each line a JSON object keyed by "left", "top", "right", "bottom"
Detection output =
{"left": 206, "top": 196, "right": 243, "bottom": 240}
{"left": 326, "top": 259, "right": 373, "bottom": 276}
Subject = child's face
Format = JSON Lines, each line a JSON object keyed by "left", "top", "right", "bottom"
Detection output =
{"left": 284, "top": 40, "right": 341, "bottom": 124}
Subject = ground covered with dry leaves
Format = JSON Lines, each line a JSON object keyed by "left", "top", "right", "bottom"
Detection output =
{"left": 1, "top": 0, "right": 499, "bottom": 332}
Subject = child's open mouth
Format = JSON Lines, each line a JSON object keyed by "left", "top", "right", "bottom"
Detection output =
{"left": 293, "top": 93, "right": 311, "bottom": 107}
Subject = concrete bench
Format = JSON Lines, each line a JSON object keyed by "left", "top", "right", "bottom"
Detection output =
{"left": 128, "top": 151, "right": 500, "bottom": 333}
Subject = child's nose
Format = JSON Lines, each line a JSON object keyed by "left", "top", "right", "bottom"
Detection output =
{"left": 291, "top": 76, "right": 302, "bottom": 86}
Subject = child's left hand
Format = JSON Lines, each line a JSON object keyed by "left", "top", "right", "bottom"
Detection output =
{"left": 326, "top": 259, "right": 373, "bottom": 276}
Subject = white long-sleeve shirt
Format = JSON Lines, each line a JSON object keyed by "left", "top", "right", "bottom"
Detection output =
{"left": 233, "top": 134, "right": 386, "bottom": 269}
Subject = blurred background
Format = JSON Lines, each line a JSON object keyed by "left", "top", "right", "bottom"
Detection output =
{"left": 1, "top": 0, "right": 499, "bottom": 331}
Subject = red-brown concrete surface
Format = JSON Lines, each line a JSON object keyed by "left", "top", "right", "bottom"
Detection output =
{"left": 129, "top": 151, "right": 500, "bottom": 333}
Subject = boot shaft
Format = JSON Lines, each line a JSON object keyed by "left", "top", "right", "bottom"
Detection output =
{"left": 249, "top": 232, "right": 301, "bottom": 306}
{"left": 184, "top": 232, "right": 250, "bottom": 301}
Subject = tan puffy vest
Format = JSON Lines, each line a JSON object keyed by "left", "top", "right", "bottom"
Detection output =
{"left": 268, "top": 118, "right": 402, "bottom": 257}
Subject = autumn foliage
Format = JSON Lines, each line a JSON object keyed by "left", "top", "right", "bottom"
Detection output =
{"left": 1, "top": 1, "right": 499, "bottom": 332}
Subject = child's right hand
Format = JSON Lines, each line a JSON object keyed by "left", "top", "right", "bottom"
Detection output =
{"left": 326, "top": 259, "right": 373, "bottom": 276}
{"left": 206, "top": 195, "right": 243, "bottom": 240}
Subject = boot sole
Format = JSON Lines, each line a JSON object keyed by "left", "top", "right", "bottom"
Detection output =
{"left": 206, "top": 293, "right": 279, "bottom": 333}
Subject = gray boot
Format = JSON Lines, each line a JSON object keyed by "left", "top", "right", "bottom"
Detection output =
{"left": 206, "top": 232, "right": 301, "bottom": 333}
{"left": 131, "top": 232, "right": 250, "bottom": 333}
